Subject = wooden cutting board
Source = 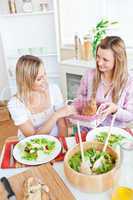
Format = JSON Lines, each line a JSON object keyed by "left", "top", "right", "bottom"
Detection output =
{"left": 0, "top": 163, "right": 76, "bottom": 200}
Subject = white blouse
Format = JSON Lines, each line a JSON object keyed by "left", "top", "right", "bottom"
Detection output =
{"left": 8, "top": 84, "right": 64, "bottom": 140}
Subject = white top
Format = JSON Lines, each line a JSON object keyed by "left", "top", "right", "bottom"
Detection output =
{"left": 8, "top": 84, "right": 64, "bottom": 140}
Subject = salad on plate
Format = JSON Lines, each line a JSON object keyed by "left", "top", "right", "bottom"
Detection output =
{"left": 21, "top": 138, "right": 56, "bottom": 161}
{"left": 86, "top": 126, "right": 133, "bottom": 148}
{"left": 13, "top": 135, "right": 61, "bottom": 165}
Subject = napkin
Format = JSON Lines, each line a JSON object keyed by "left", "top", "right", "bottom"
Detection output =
{"left": 0, "top": 132, "right": 88, "bottom": 169}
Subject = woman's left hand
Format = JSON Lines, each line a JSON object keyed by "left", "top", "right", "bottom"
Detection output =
{"left": 56, "top": 105, "right": 77, "bottom": 119}
{"left": 97, "top": 102, "right": 117, "bottom": 117}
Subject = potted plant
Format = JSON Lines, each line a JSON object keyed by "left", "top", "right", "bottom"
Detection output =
{"left": 91, "top": 18, "right": 118, "bottom": 57}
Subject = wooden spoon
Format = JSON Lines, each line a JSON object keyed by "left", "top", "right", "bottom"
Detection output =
{"left": 92, "top": 114, "right": 116, "bottom": 171}
{"left": 77, "top": 121, "right": 92, "bottom": 175}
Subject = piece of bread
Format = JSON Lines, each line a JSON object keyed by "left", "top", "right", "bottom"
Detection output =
{"left": 82, "top": 99, "right": 97, "bottom": 116}
{"left": 23, "top": 177, "right": 49, "bottom": 200}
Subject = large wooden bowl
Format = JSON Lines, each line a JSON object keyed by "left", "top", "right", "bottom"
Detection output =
{"left": 64, "top": 142, "right": 121, "bottom": 193}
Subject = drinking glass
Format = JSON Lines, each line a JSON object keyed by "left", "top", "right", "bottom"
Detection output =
{"left": 119, "top": 140, "right": 133, "bottom": 188}
{"left": 111, "top": 141, "right": 133, "bottom": 200}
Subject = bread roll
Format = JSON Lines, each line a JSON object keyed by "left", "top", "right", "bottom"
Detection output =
{"left": 82, "top": 99, "right": 97, "bottom": 116}
{"left": 23, "top": 177, "right": 49, "bottom": 200}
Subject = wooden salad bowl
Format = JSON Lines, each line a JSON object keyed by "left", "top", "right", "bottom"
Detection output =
{"left": 64, "top": 141, "right": 121, "bottom": 193}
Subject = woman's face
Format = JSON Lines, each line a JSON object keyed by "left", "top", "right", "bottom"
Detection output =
{"left": 32, "top": 65, "right": 48, "bottom": 92}
{"left": 96, "top": 47, "right": 115, "bottom": 74}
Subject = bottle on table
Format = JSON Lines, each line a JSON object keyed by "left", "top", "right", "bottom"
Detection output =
{"left": 83, "top": 34, "right": 92, "bottom": 60}
{"left": 40, "top": 0, "right": 48, "bottom": 12}
{"left": 8, "top": 0, "right": 17, "bottom": 14}
{"left": 74, "top": 34, "right": 82, "bottom": 60}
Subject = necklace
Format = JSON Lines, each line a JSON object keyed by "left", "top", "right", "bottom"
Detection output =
{"left": 102, "top": 80, "right": 113, "bottom": 88}
{"left": 101, "top": 75, "right": 113, "bottom": 88}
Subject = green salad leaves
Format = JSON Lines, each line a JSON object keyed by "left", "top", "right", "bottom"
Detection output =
{"left": 21, "top": 138, "right": 55, "bottom": 161}
{"left": 69, "top": 149, "right": 116, "bottom": 174}
{"left": 96, "top": 132, "right": 125, "bottom": 147}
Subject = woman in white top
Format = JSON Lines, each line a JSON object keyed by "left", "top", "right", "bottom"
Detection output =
{"left": 8, "top": 55, "right": 76, "bottom": 140}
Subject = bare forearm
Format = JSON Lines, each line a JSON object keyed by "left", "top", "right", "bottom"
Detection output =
{"left": 36, "top": 112, "right": 59, "bottom": 134}
{"left": 57, "top": 118, "right": 67, "bottom": 136}
{"left": 20, "top": 105, "right": 76, "bottom": 136}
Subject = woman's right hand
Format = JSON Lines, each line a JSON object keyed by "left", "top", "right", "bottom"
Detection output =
{"left": 56, "top": 105, "right": 77, "bottom": 119}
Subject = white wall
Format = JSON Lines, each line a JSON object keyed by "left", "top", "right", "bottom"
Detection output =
{"left": 59, "top": 0, "right": 106, "bottom": 45}
{"left": 0, "top": 34, "right": 10, "bottom": 100}
{"left": 0, "top": 0, "right": 59, "bottom": 100}
{"left": 105, "top": 0, "right": 133, "bottom": 47}
{"left": 59, "top": 0, "right": 133, "bottom": 48}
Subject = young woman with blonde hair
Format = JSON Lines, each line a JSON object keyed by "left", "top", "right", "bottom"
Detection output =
{"left": 74, "top": 36, "right": 133, "bottom": 127}
{"left": 8, "top": 55, "right": 76, "bottom": 139}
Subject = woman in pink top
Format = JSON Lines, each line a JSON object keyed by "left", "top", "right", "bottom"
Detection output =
{"left": 74, "top": 36, "right": 133, "bottom": 128}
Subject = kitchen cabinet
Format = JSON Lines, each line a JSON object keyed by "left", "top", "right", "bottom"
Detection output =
{"left": 0, "top": 0, "right": 60, "bottom": 100}
{"left": 59, "top": 58, "right": 95, "bottom": 100}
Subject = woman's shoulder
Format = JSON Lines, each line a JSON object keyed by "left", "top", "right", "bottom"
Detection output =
{"left": 127, "top": 73, "right": 133, "bottom": 84}
{"left": 8, "top": 95, "right": 25, "bottom": 109}
{"left": 8, "top": 95, "right": 22, "bottom": 104}
{"left": 128, "top": 72, "right": 133, "bottom": 79}
{"left": 7, "top": 95, "right": 28, "bottom": 126}
{"left": 82, "top": 68, "right": 96, "bottom": 82}
{"left": 86, "top": 68, "right": 96, "bottom": 75}
{"left": 83, "top": 68, "right": 96, "bottom": 78}
{"left": 124, "top": 73, "right": 133, "bottom": 92}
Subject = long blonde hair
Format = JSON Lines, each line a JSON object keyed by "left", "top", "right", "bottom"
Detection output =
{"left": 16, "top": 55, "right": 44, "bottom": 102}
{"left": 92, "top": 36, "right": 128, "bottom": 103}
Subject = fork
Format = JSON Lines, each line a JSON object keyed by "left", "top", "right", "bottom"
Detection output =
{"left": 92, "top": 114, "right": 116, "bottom": 170}
{"left": 10, "top": 144, "right": 15, "bottom": 168}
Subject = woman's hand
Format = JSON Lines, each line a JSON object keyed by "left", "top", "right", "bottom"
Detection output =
{"left": 97, "top": 102, "right": 117, "bottom": 117}
{"left": 56, "top": 105, "right": 77, "bottom": 119}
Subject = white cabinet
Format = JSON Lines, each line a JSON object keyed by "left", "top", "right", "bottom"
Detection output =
{"left": 0, "top": 0, "right": 59, "bottom": 100}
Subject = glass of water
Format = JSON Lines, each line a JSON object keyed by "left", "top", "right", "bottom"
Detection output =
{"left": 119, "top": 140, "right": 133, "bottom": 188}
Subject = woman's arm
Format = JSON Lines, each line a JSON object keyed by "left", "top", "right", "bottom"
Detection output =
{"left": 8, "top": 97, "right": 36, "bottom": 137}
{"left": 36, "top": 105, "right": 76, "bottom": 135}
{"left": 17, "top": 112, "right": 59, "bottom": 137}
{"left": 57, "top": 118, "right": 68, "bottom": 137}
{"left": 73, "top": 69, "right": 95, "bottom": 112}
{"left": 18, "top": 105, "right": 76, "bottom": 136}
{"left": 99, "top": 102, "right": 133, "bottom": 122}
{"left": 8, "top": 96, "right": 76, "bottom": 137}
{"left": 98, "top": 78, "right": 133, "bottom": 122}
{"left": 17, "top": 120, "right": 36, "bottom": 137}
{"left": 116, "top": 89, "right": 133, "bottom": 122}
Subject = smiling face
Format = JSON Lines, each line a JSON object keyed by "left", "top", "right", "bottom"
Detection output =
{"left": 32, "top": 65, "right": 48, "bottom": 92}
{"left": 96, "top": 47, "right": 115, "bottom": 75}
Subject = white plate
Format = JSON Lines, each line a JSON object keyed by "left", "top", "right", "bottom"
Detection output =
{"left": 13, "top": 135, "right": 61, "bottom": 165}
{"left": 86, "top": 126, "right": 133, "bottom": 146}
{"left": 68, "top": 117, "right": 97, "bottom": 128}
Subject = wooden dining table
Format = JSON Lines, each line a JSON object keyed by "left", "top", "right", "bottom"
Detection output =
{"left": 0, "top": 134, "right": 133, "bottom": 200}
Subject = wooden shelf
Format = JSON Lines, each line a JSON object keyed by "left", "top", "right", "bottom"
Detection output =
{"left": 7, "top": 53, "right": 57, "bottom": 59}
{"left": 0, "top": 10, "right": 54, "bottom": 18}
{"left": 60, "top": 58, "right": 95, "bottom": 68}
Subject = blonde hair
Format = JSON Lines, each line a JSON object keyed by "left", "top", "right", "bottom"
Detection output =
{"left": 92, "top": 36, "right": 128, "bottom": 103}
{"left": 16, "top": 55, "right": 43, "bottom": 102}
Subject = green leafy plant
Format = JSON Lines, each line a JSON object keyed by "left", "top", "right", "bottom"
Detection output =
{"left": 91, "top": 18, "right": 118, "bottom": 57}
